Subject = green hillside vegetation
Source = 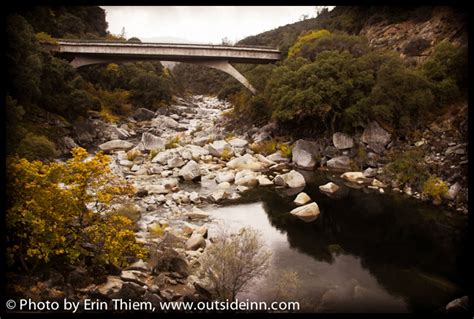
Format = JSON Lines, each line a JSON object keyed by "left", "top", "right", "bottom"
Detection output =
{"left": 234, "top": 30, "right": 467, "bottom": 136}
{"left": 6, "top": 7, "right": 178, "bottom": 160}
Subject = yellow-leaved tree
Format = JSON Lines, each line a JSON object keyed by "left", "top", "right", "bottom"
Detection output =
{"left": 6, "top": 147, "right": 146, "bottom": 271}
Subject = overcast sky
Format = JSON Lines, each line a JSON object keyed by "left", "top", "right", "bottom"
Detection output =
{"left": 101, "top": 6, "right": 334, "bottom": 44}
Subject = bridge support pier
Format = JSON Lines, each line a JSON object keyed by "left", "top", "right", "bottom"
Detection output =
{"left": 70, "top": 56, "right": 257, "bottom": 94}
{"left": 189, "top": 60, "right": 256, "bottom": 94}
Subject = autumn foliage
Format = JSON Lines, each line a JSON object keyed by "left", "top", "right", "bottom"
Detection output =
{"left": 6, "top": 147, "right": 146, "bottom": 271}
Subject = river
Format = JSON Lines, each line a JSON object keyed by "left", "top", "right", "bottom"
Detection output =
{"left": 204, "top": 170, "right": 467, "bottom": 312}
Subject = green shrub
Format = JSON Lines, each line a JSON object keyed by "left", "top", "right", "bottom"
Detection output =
{"left": 17, "top": 132, "right": 59, "bottom": 160}
{"left": 288, "top": 29, "right": 331, "bottom": 58}
{"left": 386, "top": 148, "right": 429, "bottom": 189}
{"left": 422, "top": 176, "right": 448, "bottom": 203}
{"left": 165, "top": 135, "right": 181, "bottom": 149}
{"left": 148, "top": 223, "right": 167, "bottom": 237}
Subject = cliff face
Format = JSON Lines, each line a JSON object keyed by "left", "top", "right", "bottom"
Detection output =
{"left": 360, "top": 7, "right": 467, "bottom": 64}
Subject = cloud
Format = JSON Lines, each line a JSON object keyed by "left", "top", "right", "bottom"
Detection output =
{"left": 101, "top": 6, "right": 332, "bottom": 44}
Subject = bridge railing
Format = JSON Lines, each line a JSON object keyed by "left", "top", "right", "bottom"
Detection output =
{"left": 56, "top": 38, "right": 279, "bottom": 51}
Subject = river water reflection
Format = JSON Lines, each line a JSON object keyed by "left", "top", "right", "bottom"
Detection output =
{"left": 206, "top": 170, "right": 468, "bottom": 313}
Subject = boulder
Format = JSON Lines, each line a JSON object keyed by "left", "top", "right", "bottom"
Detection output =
{"left": 99, "top": 140, "right": 134, "bottom": 151}
{"left": 333, "top": 132, "right": 354, "bottom": 150}
{"left": 133, "top": 108, "right": 155, "bottom": 121}
{"left": 327, "top": 156, "right": 352, "bottom": 171}
{"left": 216, "top": 171, "right": 235, "bottom": 183}
{"left": 319, "top": 182, "right": 340, "bottom": 194}
{"left": 208, "top": 190, "right": 228, "bottom": 202}
{"left": 185, "top": 145, "right": 209, "bottom": 159}
{"left": 227, "top": 154, "right": 266, "bottom": 171}
{"left": 113, "top": 281, "right": 146, "bottom": 300}
{"left": 257, "top": 175, "right": 273, "bottom": 186}
{"left": 179, "top": 160, "right": 201, "bottom": 181}
{"left": 362, "top": 167, "right": 377, "bottom": 178}
{"left": 146, "top": 185, "right": 170, "bottom": 194}
{"left": 208, "top": 140, "right": 234, "bottom": 158}
{"left": 274, "top": 170, "right": 306, "bottom": 188}
{"left": 163, "top": 116, "right": 179, "bottom": 128}
{"left": 340, "top": 172, "right": 371, "bottom": 184}
{"left": 97, "top": 276, "right": 124, "bottom": 297}
{"left": 218, "top": 182, "right": 231, "bottom": 189}
{"left": 292, "top": 139, "right": 323, "bottom": 170}
{"left": 443, "top": 182, "right": 462, "bottom": 200}
{"left": 167, "top": 156, "right": 186, "bottom": 168}
{"left": 185, "top": 234, "right": 206, "bottom": 251}
{"left": 294, "top": 192, "right": 311, "bottom": 206}
{"left": 235, "top": 175, "right": 258, "bottom": 187}
{"left": 228, "top": 138, "right": 248, "bottom": 148}
{"left": 185, "top": 207, "right": 210, "bottom": 220}
{"left": 267, "top": 152, "right": 290, "bottom": 163}
{"left": 446, "top": 296, "right": 469, "bottom": 314}
{"left": 120, "top": 270, "right": 146, "bottom": 286}
{"left": 361, "top": 121, "right": 391, "bottom": 153}
{"left": 151, "top": 149, "right": 174, "bottom": 164}
{"left": 126, "top": 259, "right": 151, "bottom": 273}
{"left": 234, "top": 170, "right": 258, "bottom": 187}
{"left": 371, "top": 179, "right": 387, "bottom": 188}
{"left": 141, "top": 133, "right": 166, "bottom": 151}
{"left": 290, "top": 202, "right": 320, "bottom": 221}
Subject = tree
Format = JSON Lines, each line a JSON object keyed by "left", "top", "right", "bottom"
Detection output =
{"left": 200, "top": 227, "right": 271, "bottom": 301}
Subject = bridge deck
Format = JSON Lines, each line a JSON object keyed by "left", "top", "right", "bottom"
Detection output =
{"left": 47, "top": 40, "right": 281, "bottom": 64}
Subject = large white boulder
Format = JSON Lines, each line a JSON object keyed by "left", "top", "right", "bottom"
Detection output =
{"left": 226, "top": 154, "right": 266, "bottom": 171}
{"left": 99, "top": 140, "right": 134, "bottom": 151}
{"left": 208, "top": 140, "right": 234, "bottom": 158}
{"left": 290, "top": 202, "right": 320, "bottom": 221}
{"left": 274, "top": 170, "right": 306, "bottom": 188}
{"left": 179, "top": 160, "right": 201, "bottom": 181}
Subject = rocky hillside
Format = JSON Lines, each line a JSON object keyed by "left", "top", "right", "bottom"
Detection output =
{"left": 360, "top": 7, "right": 467, "bottom": 64}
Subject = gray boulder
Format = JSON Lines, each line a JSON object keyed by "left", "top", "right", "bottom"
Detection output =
{"left": 228, "top": 138, "right": 248, "bottom": 148}
{"left": 185, "top": 234, "right": 206, "bottom": 251}
{"left": 216, "top": 171, "right": 235, "bottom": 183}
{"left": 179, "top": 160, "right": 201, "bottom": 181}
{"left": 327, "top": 156, "right": 352, "bottom": 171}
{"left": 361, "top": 121, "right": 391, "bottom": 153}
{"left": 292, "top": 139, "right": 323, "bottom": 170}
{"left": 141, "top": 132, "right": 166, "bottom": 151}
{"left": 99, "top": 140, "right": 134, "bottom": 151}
{"left": 133, "top": 108, "right": 155, "bottom": 121}
{"left": 333, "top": 132, "right": 354, "bottom": 149}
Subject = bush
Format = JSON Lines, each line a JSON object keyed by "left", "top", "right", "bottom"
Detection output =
{"left": 6, "top": 147, "right": 145, "bottom": 270}
{"left": 403, "top": 37, "right": 431, "bottom": 56}
{"left": 423, "top": 176, "right": 448, "bottom": 203}
{"left": 165, "top": 135, "right": 181, "bottom": 149}
{"left": 288, "top": 29, "right": 331, "bottom": 58}
{"left": 16, "top": 132, "right": 59, "bottom": 161}
{"left": 385, "top": 148, "right": 429, "bottom": 189}
{"left": 200, "top": 227, "right": 270, "bottom": 301}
